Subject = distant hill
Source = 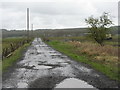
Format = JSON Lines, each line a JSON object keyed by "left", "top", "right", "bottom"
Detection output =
{"left": 1, "top": 29, "right": 27, "bottom": 38}
{"left": 110, "top": 26, "right": 120, "bottom": 35}
{"left": 1, "top": 26, "right": 119, "bottom": 38}
{"left": 1, "top": 28, "right": 88, "bottom": 38}
{"left": 35, "top": 28, "right": 88, "bottom": 37}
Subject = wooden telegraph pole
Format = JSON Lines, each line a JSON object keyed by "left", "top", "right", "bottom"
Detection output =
{"left": 27, "top": 8, "right": 29, "bottom": 41}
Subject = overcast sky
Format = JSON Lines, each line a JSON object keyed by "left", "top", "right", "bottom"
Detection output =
{"left": 0, "top": 0, "right": 119, "bottom": 30}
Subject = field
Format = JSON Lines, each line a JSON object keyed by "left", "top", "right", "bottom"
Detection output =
{"left": 2, "top": 37, "right": 32, "bottom": 71}
{"left": 44, "top": 35, "right": 119, "bottom": 81}
{"left": 0, "top": 44, "right": 1, "bottom": 53}
{"left": 3, "top": 37, "right": 26, "bottom": 49}
{"left": 2, "top": 37, "right": 30, "bottom": 59}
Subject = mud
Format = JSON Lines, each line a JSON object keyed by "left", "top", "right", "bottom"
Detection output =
{"left": 2, "top": 38, "right": 119, "bottom": 89}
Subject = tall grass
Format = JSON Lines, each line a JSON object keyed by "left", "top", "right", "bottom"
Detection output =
{"left": 78, "top": 42, "right": 117, "bottom": 56}
{"left": 69, "top": 41, "right": 118, "bottom": 63}
{"left": 2, "top": 37, "right": 33, "bottom": 59}
{"left": 2, "top": 37, "right": 27, "bottom": 49}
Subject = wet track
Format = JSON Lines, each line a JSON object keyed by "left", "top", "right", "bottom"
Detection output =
{"left": 2, "top": 38, "right": 119, "bottom": 89}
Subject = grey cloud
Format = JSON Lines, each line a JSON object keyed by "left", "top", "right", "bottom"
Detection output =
{"left": 0, "top": 1, "right": 118, "bottom": 29}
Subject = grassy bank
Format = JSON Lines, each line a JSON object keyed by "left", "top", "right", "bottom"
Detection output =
{"left": 2, "top": 43, "right": 30, "bottom": 71}
{"left": 2, "top": 37, "right": 30, "bottom": 59}
{"left": 46, "top": 40, "right": 119, "bottom": 81}
{"left": 2, "top": 37, "right": 27, "bottom": 49}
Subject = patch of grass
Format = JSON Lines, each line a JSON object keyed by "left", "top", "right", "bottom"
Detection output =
{"left": 47, "top": 41, "right": 119, "bottom": 81}
{"left": 2, "top": 43, "right": 30, "bottom": 71}
{"left": 47, "top": 35, "right": 119, "bottom": 46}
{"left": 44, "top": 36, "right": 93, "bottom": 42}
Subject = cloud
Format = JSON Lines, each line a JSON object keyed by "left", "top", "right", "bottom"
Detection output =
{"left": 0, "top": 1, "right": 118, "bottom": 30}
{"left": 0, "top": 0, "right": 119, "bottom": 2}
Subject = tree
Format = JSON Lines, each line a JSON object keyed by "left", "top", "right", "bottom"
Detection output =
{"left": 85, "top": 12, "right": 113, "bottom": 46}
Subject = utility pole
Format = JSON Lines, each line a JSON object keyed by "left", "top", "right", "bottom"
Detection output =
{"left": 31, "top": 24, "right": 33, "bottom": 37}
{"left": 31, "top": 24, "right": 33, "bottom": 30}
{"left": 27, "top": 8, "right": 29, "bottom": 41}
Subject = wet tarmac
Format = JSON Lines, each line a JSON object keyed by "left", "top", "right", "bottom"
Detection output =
{"left": 2, "top": 38, "right": 119, "bottom": 89}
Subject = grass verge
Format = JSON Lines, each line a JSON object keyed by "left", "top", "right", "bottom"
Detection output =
{"left": 47, "top": 40, "right": 119, "bottom": 81}
{"left": 2, "top": 43, "right": 30, "bottom": 71}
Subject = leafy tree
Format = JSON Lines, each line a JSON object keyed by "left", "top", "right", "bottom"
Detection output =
{"left": 85, "top": 12, "right": 113, "bottom": 46}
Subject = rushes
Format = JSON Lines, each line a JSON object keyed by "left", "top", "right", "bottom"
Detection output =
{"left": 80, "top": 42, "right": 118, "bottom": 56}
{"left": 68, "top": 41, "right": 118, "bottom": 63}
{"left": 2, "top": 38, "right": 33, "bottom": 60}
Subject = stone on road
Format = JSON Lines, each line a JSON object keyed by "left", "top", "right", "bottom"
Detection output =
{"left": 2, "top": 38, "right": 118, "bottom": 89}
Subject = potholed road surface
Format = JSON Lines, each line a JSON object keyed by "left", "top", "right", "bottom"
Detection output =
{"left": 2, "top": 38, "right": 118, "bottom": 89}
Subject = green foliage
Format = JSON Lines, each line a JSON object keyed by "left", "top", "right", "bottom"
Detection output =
{"left": 85, "top": 12, "right": 113, "bottom": 46}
